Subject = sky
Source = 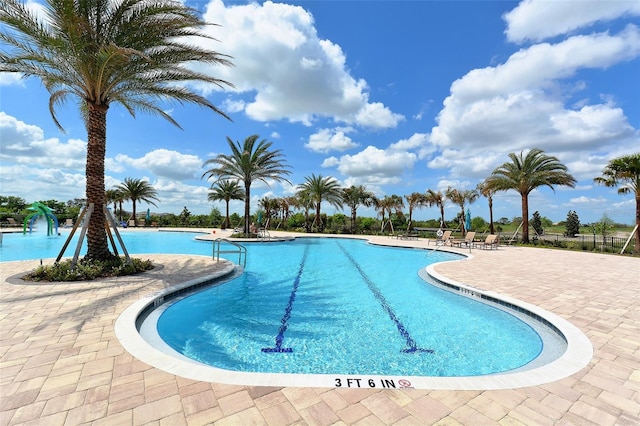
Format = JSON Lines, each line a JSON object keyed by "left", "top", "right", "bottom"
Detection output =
{"left": 1, "top": 0, "right": 639, "bottom": 225}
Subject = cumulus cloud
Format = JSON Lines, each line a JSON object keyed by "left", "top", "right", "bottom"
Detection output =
{"left": 504, "top": 0, "right": 640, "bottom": 43}
{"left": 111, "top": 149, "right": 203, "bottom": 180}
{"left": 0, "top": 112, "right": 86, "bottom": 169}
{"left": 305, "top": 128, "right": 359, "bottom": 153}
{"left": 428, "top": 24, "right": 640, "bottom": 179}
{"left": 325, "top": 145, "right": 417, "bottom": 187}
{"left": 193, "top": 0, "right": 403, "bottom": 128}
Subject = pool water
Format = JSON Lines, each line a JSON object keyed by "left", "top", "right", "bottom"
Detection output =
{"left": 157, "top": 238, "right": 543, "bottom": 377}
{"left": 0, "top": 230, "right": 212, "bottom": 261}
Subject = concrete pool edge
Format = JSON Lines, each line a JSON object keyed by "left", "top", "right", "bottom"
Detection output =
{"left": 115, "top": 250, "right": 594, "bottom": 391}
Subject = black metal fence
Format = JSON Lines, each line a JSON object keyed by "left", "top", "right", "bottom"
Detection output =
{"left": 508, "top": 232, "right": 637, "bottom": 254}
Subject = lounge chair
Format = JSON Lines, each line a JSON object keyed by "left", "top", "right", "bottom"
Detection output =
{"left": 64, "top": 218, "right": 73, "bottom": 227}
{"left": 434, "top": 230, "right": 452, "bottom": 246}
{"left": 452, "top": 231, "right": 476, "bottom": 248}
{"left": 478, "top": 234, "right": 499, "bottom": 250}
{"left": 128, "top": 219, "right": 136, "bottom": 227}
{"left": 6, "top": 217, "right": 19, "bottom": 227}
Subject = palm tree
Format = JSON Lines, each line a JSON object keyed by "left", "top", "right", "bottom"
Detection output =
{"left": 203, "top": 135, "right": 291, "bottom": 237}
{"left": 105, "top": 189, "right": 121, "bottom": 221}
{"left": 485, "top": 148, "right": 576, "bottom": 243}
{"left": 294, "top": 190, "right": 315, "bottom": 232}
{"left": 115, "top": 178, "right": 159, "bottom": 227}
{"left": 446, "top": 187, "right": 479, "bottom": 236}
{"left": 258, "top": 197, "right": 280, "bottom": 229}
{"left": 404, "top": 192, "right": 428, "bottom": 231}
{"left": 477, "top": 180, "right": 496, "bottom": 234}
{"left": 298, "top": 174, "right": 343, "bottom": 232}
{"left": 425, "top": 189, "right": 446, "bottom": 229}
{"left": 1, "top": 0, "right": 233, "bottom": 260}
{"left": 377, "top": 195, "right": 404, "bottom": 233}
{"left": 594, "top": 152, "right": 640, "bottom": 254}
{"left": 342, "top": 185, "right": 375, "bottom": 233}
{"left": 208, "top": 180, "right": 245, "bottom": 229}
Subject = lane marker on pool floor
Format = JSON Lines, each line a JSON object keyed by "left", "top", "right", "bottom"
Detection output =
{"left": 337, "top": 242, "right": 434, "bottom": 354}
{"left": 261, "top": 245, "right": 310, "bottom": 353}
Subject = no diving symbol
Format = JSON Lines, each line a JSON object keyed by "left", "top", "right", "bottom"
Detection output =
{"left": 398, "top": 379, "right": 412, "bottom": 388}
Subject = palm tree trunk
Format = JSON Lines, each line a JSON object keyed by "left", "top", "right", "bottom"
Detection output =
{"left": 521, "top": 194, "right": 530, "bottom": 243}
{"left": 315, "top": 203, "right": 322, "bottom": 232}
{"left": 85, "top": 104, "right": 112, "bottom": 260}
{"left": 132, "top": 200, "right": 137, "bottom": 227}
{"left": 635, "top": 194, "right": 640, "bottom": 254}
{"left": 244, "top": 184, "right": 251, "bottom": 237}
{"left": 489, "top": 197, "right": 495, "bottom": 234}
{"left": 224, "top": 200, "right": 230, "bottom": 229}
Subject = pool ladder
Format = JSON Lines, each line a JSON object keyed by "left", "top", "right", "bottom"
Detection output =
{"left": 212, "top": 238, "right": 247, "bottom": 267}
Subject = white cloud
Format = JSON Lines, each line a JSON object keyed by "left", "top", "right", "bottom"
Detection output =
{"left": 0, "top": 112, "right": 86, "bottom": 169}
{"left": 193, "top": 0, "right": 403, "bottom": 128}
{"left": 326, "top": 145, "right": 417, "bottom": 186}
{"left": 305, "top": 128, "right": 359, "bottom": 153}
{"left": 428, "top": 26, "right": 640, "bottom": 179}
{"left": 111, "top": 149, "right": 203, "bottom": 180}
{"left": 504, "top": 0, "right": 640, "bottom": 43}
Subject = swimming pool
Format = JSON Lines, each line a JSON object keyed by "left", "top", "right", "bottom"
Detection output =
{"left": 154, "top": 238, "right": 547, "bottom": 377}
{"left": 0, "top": 229, "right": 212, "bottom": 261}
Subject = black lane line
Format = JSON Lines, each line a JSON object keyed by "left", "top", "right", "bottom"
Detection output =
{"left": 262, "top": 245, "right": 310, "bottom": 353}
{"left": 337, "top": 242, "right": 434, "bottom": 354}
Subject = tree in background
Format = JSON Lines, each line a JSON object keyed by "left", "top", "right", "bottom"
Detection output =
{"left": 531, "top": 211, "right": 544, "bottom": 237}
{"left": 342, "top": 185, "right": 375, "bottom": 233}
{"left": 425, "top": 189, "right": 446, "bottom": 229}
{"left": 445, "top": 187, "right": 479, "bottom": 236}
{"left": 477, "top": 180, "right": 496, "bottom": 234}
{"left": 565, "top": 210, "right": 580, "bottom": 237}
{"left": 208, "top": 180, "right": 245, "bottom": 229}
{"left": 485, "top": 149, "right": 576, "bottom": 243}
{"left": 115, "top": 178, "right": 159, "bottom": 226}
{"left": 179, "top": 207, "right": 191, "bottom": 226}
{"left": 594, "top": 152, "right": 640, "bottom": 254}
{"left": 1, "top": 0, "right": 233, "bottom": 260}
{"left": 298, "top": 174, "right": 343, "bottom": 232}
{"left": 203, "top": 135, "right": 291, "bottom": 237}
{"left": 404, "top": 192, "right": 428, "bottom": 231}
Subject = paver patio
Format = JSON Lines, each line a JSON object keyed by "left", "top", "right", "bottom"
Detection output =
{"left": 1, "top": 229, "right": 638, "bottom": 425}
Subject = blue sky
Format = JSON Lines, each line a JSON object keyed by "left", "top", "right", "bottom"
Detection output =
{"left": 1, "top": 0, "right": 639, "bottom": 225}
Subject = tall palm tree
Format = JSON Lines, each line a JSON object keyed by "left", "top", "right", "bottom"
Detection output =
{"left": 258, "top": 196, "right": 280, "bottom": 229}
{"left": 446, "top": 187, "right": 479, "bottom": 236}
{"left": 298, "top": 174, "right": 343, "bottom": 232}
{"left": 203, "top": 135, "right": 291, "bottom": 237}
{"left": 485, "top": 148, "right": 576, "bottom": 243}
{"left": 1, "top": 0, "right": 233, "bottom": 260}
{"left": 115, "top": 178, "right": 159, "bottom": 227}
{"left": 594, "top": 152, "right": 640, "bottom": 254}
{"left": 404, "top": 192, "right": 428, "bottom": 231}
{"left": 425, "top": 189, "right": 446, "bottom": 229}
{"left": 477, "top": 180, "right": 496, "bottom": 234}
{"left": 342, "top": 185, "right": 375, "bottom": 233}
{"left": 208, "top": 180, "right": 245, "bottom": 229}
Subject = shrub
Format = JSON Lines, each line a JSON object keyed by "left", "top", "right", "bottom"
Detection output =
{"left": 24, "top": 257, "right": 154, "bottom": 282}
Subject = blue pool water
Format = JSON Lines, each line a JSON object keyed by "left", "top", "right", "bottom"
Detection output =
{"left": 157, "top": 238, "right": 544, "bottom": 377}
{"left": 0, "top": 230, "right": 212, "bottom": 261}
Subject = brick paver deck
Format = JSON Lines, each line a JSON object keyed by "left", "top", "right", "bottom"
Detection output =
{"left": 1, "top": 229, "right": 638, "bottom": 425}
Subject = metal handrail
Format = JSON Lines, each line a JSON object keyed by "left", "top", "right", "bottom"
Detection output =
{"left": 213, "top": 238, "right": 246, "bottom": 267}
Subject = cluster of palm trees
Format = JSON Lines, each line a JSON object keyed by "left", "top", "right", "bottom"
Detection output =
{"left": 106, "top": 178, "right": 159, "bottom": 226}
{"left": 205, "top": 136, "right": 626, "bottom": 248}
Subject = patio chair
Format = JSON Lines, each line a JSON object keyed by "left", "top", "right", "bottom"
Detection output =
{"left": 452, "top": 231, "right": 476, "bottom": 248}
{"left": 64, "top": 218, "right": 74, "bottom": 227}
{"left": 434, "top": 230, "right": 452, "bottom": 246}
{"left": 6, "top": 217, "right": 19, "bottom": 227}
{"left": 478, "top": 234, "right": 499, "bottom": 250}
